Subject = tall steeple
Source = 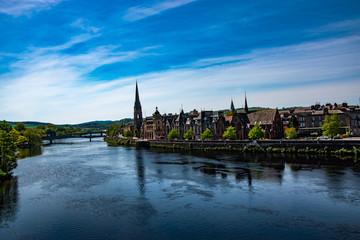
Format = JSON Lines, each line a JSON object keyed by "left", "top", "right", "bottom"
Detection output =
{"left": 134, "top": 81, "right": 143, "bottom": 134}
{"left": 244, "top": 92, "right": 249, "bottom": 114}
{"left": 230, "top": 98, "right": 235, "bottom": 112}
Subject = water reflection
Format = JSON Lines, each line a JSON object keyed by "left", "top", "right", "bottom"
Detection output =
{"left": 0, "top": 177, "right": 19, "bottom": 227}
{"left": 17, "top": 145, "right": 42, "bottom": 159}
{"left": 135, "top": 150, "right": 146, "bottom": 195}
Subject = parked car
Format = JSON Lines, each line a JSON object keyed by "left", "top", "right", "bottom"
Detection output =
{"left": 317, "top": 136, "right": 329, "bottom": 140}
{"left": 333, "top": 136, "right": 343, "bottom": 139}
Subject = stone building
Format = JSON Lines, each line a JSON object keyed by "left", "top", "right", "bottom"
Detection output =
{"left": 248, "top": 109, "right": 284, "bottom": 139}
{"left": 293, "top": 104, "right": 350, "bottom": 136}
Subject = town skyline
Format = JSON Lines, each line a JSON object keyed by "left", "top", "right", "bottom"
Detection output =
{"left": 1, "top": 0, "right": 359, "bottom": 124}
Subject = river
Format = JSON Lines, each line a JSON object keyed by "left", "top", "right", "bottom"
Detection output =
{"left": 0, "top": 138, "right": 359, "bottom": 239}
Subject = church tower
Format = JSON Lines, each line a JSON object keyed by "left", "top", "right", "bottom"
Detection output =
{"left": 134, "top": 81, "right": 143, "bottom": 134}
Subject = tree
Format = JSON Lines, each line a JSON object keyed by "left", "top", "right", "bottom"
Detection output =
{"left": 248, "top": 124, "right": 264, "bottom": 139}
{"left": 285, "top": 127, "right": 297, "bottom": 139}
{"left": 106, "top": 124, "right": 120, "bottom": 137}
{"left": 289, "top": 116, "right": 300, "bottom": 130}
{"left": 168, "top": 129, "right": 179, "bottom": 139}
{"left": 321, "top": 114, "right": 343, "bottom": 138}
{"left": 223, "top": 126, "right": 236, "bottom": 140}
{"left": 123, "top": 130, "right": 133, "bottom": 138}
{"left": 134, "top": 129, "right": 139, "bottom": 138}
{"left": 0, "top": 120, "right": 12, "bottom": 133}
{"left": 225, "top": 111, "right": 234, "bottom": 116}
{"left": 14, "top": 122, "right": 26, "bottom": 132}
{"left": 201, "top": 128, "right": 213, "bottom": 140}
{"left": 23, "top": 129, "right": 42, "bottom": 145}
{"left": 183, "top": 129, "right": 193, "bottom": 140}
{"left": 0, "top": 122, "right": 17, "bottom": 179}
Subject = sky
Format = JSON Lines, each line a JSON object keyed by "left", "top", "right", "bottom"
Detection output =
{"left": 0, "top": 0, "right": 360, "bottom": 124}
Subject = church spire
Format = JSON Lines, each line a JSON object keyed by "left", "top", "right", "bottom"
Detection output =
{"left": 134, "top": 81, "right": 143, "bottom": 134}
{"left": 244, "top": 91, "right": 249, "bottom": 114}
{"left": 230, "top": 98, "right": 235, "bottom": 112}
{"left": 135, "top": 80, "right": 141, "bottom": 107}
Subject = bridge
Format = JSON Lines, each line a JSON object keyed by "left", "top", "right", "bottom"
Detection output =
{"left": 43, "top": 131, "right": 105, "bottom": 143}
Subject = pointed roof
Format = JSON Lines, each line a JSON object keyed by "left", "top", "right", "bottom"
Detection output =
{"left": 230, "top": 99, "right": 235, "bottom": 112}
{"left": 135, "top": 81, "right": 141, "bottom": 107}
{"left": 245, "top": 92, "right": 248, "bottom": 113}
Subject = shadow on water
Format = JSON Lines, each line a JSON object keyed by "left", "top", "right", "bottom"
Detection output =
{"left": 17, "top": 145, "right": 43, "bottom": 159}
{"left": 0, "top": 177, "right": 19, "bottom": 228}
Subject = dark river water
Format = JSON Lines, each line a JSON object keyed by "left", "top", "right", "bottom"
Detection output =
{"left": 1, "top": 138, "right": 360, "bottom": 240}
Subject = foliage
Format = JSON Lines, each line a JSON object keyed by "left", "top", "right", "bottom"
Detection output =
{"left": 134, "top": 129, "right": 139, "bottom": 138}
{"left": 14, "top": 122, "right": 26, "bottom": 132}
{"left": 225, "top": 111, "right": 234, "bottom": 116}
{"left": 248, "top": 124, "right": 264, "bottom": 139}
{"left": 321, "top": 114, "right": 343, "bottom": 138}
{"left": 285, "top": 127, "right": 297, "bottom": 139}
{"left": 123, "top": 130, "right": 133, "bottom": 138}
{"left": 17, "top": 135, "right": 28, "bottom": 145}
{"left": 289, "top": 116, "right": 300, "bottom": 130}
{"left": 168, "top": 129, "right": 179, "bottom": 139}
{"left": 223, "top": 126, "right": 236, "bottom": 140}
{"left": 45, "top": 128, "right": 56, "bottom": 138}
{"left": 106, "top": 124, "right": 121, "bottom": 137}
{"left": 183, "top": 129, "right": 194, "bottom": 140}
{"left": 201, "top": 128, "right": 213, "bottom": 140}
{"left": 23, "top": 129, "right": 42, "bottom": 145}
{"left": 0, "top": 122, "right": 17, "bottom": 179}
{"left": 0, "top": 120, "right": 12, "bottom": 133}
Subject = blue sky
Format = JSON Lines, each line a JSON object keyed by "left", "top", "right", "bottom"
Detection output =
{"left": 0, "top": 0, "right": 359, "bottom": 124}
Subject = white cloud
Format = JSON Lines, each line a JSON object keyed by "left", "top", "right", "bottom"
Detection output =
{"left": 1, "top": 34, "right": 359, "bottom": 124}
{"left": 123, "top": 0, "right": 197, "bottom": 21}
{"left": 0, "top": 0, "right": 63, "bottom": 16}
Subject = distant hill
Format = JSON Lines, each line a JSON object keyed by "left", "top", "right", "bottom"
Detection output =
{"left": 5, "top": 118, "right": 134, "bottom": 131}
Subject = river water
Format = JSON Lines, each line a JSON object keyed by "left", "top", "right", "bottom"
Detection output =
{"left": 0, "top": 138, "right": 359, "bottom": 239}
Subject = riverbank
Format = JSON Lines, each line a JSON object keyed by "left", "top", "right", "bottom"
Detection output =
{"left": 148, "top": 139, "right": 360, "bottom": 162}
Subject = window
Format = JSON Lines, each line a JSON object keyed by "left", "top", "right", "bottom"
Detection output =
{"left": 300, "top": 123, "right": 306, "bottom": 127}
{"left": 312, "top": 117, "right": 315, "bottom": 121}
{"left": 353, "top": 121, "right": 357, "bottom": 127}
{"left": 352, "top": 115, "right": 356, "bottom": 120}
{"left": 300, "top": 117, "right": 305, "bottom": 121}
{"left": 318, "top": 116, "right": 322, "bottom": 120}
{"left": 319, "top": 122, "right": 322, "bottom": 126}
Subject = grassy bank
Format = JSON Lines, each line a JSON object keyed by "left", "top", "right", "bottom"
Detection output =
{"left": 104, "top": 136, "right": 136, "bottom": 147}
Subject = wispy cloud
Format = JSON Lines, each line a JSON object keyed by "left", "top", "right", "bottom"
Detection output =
{"left": 0, "top": 0, "right": 63, "bottom": 17}
{"left": 123, "top": 0, "right": 197, "bottom": 21}
{"left": 1, "top": 31, "right": 359, "bottom": 123}
{"left": 71, "top": 19, "right": 101, "bottom": 33}
{"left": 0, "top": 34, "right": 161, "bottom": 123}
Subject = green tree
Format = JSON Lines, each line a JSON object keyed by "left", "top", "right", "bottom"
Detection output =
{"left": 0, "top": 120, "right": 12, "bottom": 133}
{"left": 223, "top": 126, "right": 236, "bottom": 140}
{"left": 0, "top": 122, "right": 17, "bottom": 179}
{"left": 289, "top": 116, "right": 300, "bottom": 130}
{"left": 168, "top": 129, "right": 179, "bottom": 139}
{"left": 106, "top": 124, "right": 121, "bottom": 137}
{"left": 285, "top": 127, "right": 297, "bottom": 139}
{"left": 183, "top": 129, "right": 193, "bottom": 140}
{"left": 23, "top": 129, "right": 42, "bottom": 145}
{"left": 134, "top": 129, "right": 139, "bottom": 138}
{"left": 14, "top": 122, "right": 26, "bottom": 132}
{"left": 321, "top": 114, "right": 343, "bottom": 138}
{"left": 123, "top": 130, "right": 133, "bottom": 138}
{"left": 201, "top": 128, "right": 213, "bottom": 140}
{"left": 249, "top": 124, "right": 264, "bottom": 139}
{"left": 225, "top": 111, "right": 234, "bottom": 116}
